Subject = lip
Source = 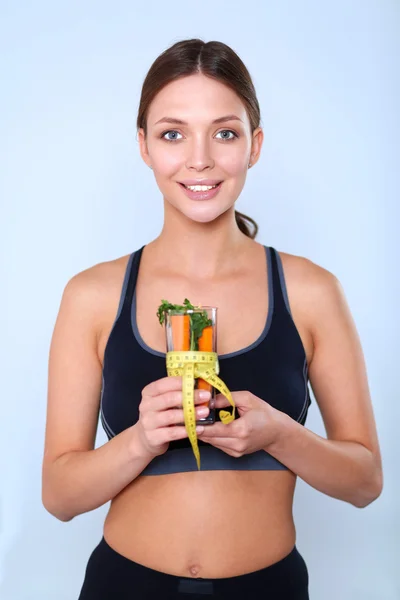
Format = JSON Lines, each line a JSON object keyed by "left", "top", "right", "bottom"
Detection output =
{"left": 178, "top": 181, "right": 223, "bottom": 201}
{"left": 179, "top": 179, "right": 223, "bottom": 186}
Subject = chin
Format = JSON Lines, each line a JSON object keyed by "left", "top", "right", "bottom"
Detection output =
{"left": 178, "top": 203, "right": 234, "bottom": 224}
{"left": 164, "top": 190, "right": 234, "bottom": 218}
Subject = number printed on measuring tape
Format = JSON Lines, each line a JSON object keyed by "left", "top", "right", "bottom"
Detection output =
{"left": 166, "top": 351, "right": 236, "bottom": 470}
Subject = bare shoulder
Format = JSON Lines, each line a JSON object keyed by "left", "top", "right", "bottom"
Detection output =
{"left": 276, "top": 249, "right": 343, "bottom": 344}
{"left": 63, "top": 253, "right": 132, "bottom": 338}
{"left": 277, "top": 248, "right": 338, "bottom": 294}
{"left": 65, "top": 252, "right": 131, "bottom": 301}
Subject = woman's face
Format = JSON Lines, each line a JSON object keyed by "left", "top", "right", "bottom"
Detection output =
{"left": 138, "top": 73, "right": 263, "bottom": 223}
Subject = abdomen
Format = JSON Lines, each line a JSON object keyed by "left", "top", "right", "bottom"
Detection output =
{"left": 103, "top": 469, "right": 297, "bottom": 578}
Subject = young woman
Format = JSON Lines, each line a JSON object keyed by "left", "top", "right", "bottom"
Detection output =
{"left": 42, "top": 38, "right": 383, "bottom": 599}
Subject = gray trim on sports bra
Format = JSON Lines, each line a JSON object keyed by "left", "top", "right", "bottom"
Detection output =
{"left": 115, "top": 251, "right": 135, "bottom": 323}
{"left": 274, "top": 249, "right": 292, "bottom": 317}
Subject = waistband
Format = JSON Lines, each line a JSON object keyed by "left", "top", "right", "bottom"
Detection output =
{"left": 97, "top": 536, "right": 308, "bottom": 596}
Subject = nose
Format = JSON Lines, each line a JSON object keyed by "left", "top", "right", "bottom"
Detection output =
{"left": 185, "top": 135, "right": 215, "bottom": 171}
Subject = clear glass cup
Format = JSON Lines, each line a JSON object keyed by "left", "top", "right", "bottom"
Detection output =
{"left": 164, "top": 306, "right": 217, "bottom": 425}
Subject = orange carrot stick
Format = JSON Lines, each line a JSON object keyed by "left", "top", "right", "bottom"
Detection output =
{"left": 197, "top": 325, "right": 213, "bottom": 401}
{"left": 171, "top": 314, "right": 190, "bottom": 351}
{"left": 198, "top": 324, "right": 213, "bottom": 351}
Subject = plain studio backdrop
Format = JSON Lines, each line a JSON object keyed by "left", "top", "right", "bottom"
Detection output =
{"left": 0, "top": 2, "right": 398, "bottom": 598}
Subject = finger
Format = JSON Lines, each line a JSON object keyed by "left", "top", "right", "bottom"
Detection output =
{"left": 143, "top": 389, "right": 211, "bottom": 413}
{"left": 157, "top": 424, "right": 204, "bottom": 444}
{"left": 142, "top": 376, "right": 184, "bottom": 398}
{"left": 153, "top": 405, "right": 209, "bottom": 429}
{"left": 199, "top": 437, "right": 238, "bottom": 452}
{"left": 198, "top": 422, "right": 237, "bottom": 438}
{"left": 214, "top": 394, "right": 231, "bottom": 408}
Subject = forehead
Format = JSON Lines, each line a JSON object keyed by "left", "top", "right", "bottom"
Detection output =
{"left": 147, "top": 74, "right": 247, "bottom": 125}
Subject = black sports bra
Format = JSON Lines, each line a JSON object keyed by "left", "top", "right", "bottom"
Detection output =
{"left": 100, "top": 245, "right": 311, "bottom": 475}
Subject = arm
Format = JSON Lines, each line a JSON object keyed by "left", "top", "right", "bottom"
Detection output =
{"left": 266, "top": 260, "right": 383, "bottom": 508}
{"left": 42, "top": 267, "right": 152, "bottom": 523}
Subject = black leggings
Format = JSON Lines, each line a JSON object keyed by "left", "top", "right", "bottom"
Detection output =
{"left": 78, "top": 537, "right": 309, "bottom": 599}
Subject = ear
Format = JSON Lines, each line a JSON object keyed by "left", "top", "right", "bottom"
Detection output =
{"left": 249, "top": 127, "right": 264, "bottom": 167}
{"left": 138, "top": 128, "right": 152, "bottom": 169}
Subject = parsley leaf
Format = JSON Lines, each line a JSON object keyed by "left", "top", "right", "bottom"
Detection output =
{"left": 157, "top": 298, "right": 213, "bottom": 350}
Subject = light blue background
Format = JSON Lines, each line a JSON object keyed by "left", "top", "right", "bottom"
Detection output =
{"left": 1, "top": 1, "right": 398, "bottom": 598}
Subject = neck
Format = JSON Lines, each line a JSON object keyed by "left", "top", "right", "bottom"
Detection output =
{"left": 150, "top": 203, "right": 254, "bottom": 280}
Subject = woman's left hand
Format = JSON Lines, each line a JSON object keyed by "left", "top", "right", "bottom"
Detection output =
{"left": 197, "top": 391, "right": 282, "bottom": 457}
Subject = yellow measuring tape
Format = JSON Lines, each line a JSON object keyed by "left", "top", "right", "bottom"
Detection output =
{"left": 166, "top": 350, "right": 236, "bottom": 470}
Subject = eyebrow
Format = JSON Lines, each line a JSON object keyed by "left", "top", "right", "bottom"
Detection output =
{"left": 153, "top": 114, "right": 243, "bottom": 126}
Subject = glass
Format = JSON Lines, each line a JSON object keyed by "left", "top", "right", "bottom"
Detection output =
{"left": 164, "top": 306, "right": 218, "bottom": 425}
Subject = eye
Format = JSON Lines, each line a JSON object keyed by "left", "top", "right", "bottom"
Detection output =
{"left": 161, "top": 130, "right": 183, "bottom": 142}
{"left": 216, "top": 130, "right": 238, "bottom": 141}
{"left": 160, "top": 129, "right": 239, "bottom": 142}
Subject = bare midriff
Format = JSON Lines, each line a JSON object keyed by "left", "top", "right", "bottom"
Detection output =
{"left": 103, "top": 470, "right": 297, "bottom": 578}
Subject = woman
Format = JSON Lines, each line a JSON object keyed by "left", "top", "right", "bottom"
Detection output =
{"left": 42, "top": 38, "right": 383, "bottom": 599}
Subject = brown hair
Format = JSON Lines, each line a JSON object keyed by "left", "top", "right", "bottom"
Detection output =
{"left": 136, "top": 38, "right": 260, "bottom": 239}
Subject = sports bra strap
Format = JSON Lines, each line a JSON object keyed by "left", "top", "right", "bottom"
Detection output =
{"left": 269, "top": 247, "right": 292, "bottom": 318}
{"left": 120, "top": 245, "right": 144, "bottom": 318}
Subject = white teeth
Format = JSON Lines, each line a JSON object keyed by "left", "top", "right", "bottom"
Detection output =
{"left": 184, "top": 184, "right": 218, "bottom": 191}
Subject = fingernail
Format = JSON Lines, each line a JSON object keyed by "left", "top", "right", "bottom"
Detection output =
{"left": 198, "top": 407, "right": 208, "bottom": 416}
{"left": 199, "top": 391, "right": 211, "bottom": 399}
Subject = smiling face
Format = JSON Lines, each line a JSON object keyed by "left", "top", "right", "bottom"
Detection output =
{"left": 138, "top": 73, "right": 263, "bottom": 223}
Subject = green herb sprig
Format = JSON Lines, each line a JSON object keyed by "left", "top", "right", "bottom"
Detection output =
{"left": 157, "top": 298, "right": 213, "bottom": 351}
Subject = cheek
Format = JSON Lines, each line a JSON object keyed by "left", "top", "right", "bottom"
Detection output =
{"left": 217, "top": 147, "right": 249, "bottom": 175}
{"left": 150, "top": 144, "right": 183, "bottom": 176}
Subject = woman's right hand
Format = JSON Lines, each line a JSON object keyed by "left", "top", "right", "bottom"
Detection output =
{"left": 135, "top": 376, "right": 210, "bottom": 459}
